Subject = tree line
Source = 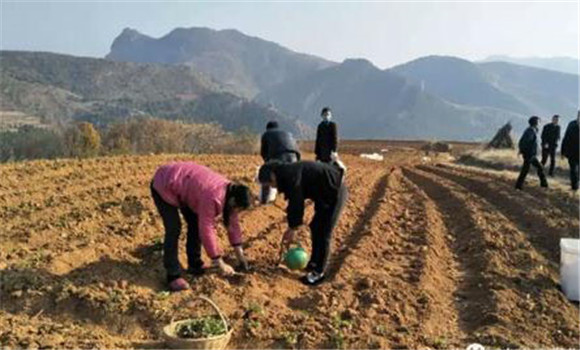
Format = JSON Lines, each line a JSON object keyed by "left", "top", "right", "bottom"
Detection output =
{"left": 0, "top": 118, "right": 259, "bottom": 162}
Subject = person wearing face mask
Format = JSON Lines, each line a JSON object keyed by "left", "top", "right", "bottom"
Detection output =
{"left": 315, "top": 107, "right": 338, "bottom": 163}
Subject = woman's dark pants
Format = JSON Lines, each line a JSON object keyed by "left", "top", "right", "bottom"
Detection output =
{"left": 150, "top": 182, "right": 203, "bottom": 281}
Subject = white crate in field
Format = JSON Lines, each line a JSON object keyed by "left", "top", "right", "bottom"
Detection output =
{"left": 560, "top": 238, "right": 580, "bottom": 301}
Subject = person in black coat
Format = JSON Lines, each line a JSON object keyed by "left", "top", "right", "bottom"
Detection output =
{"left": 541, "top": 114, "right": 561, "bottom": 176}
{"left": 260, "top": 121, "right": 301, "bottom": 163}
{"left": 561, "top": 111, "right": 580, "bottom": 191}
{"left": 259, "top": 121, "right": 301, "bottom": 204}
{"left": 315, "top": 107, "right": 338, "bottom": 163}
{"left": 516, "top": 116, "right": 548, "bottom": 190}
{"left": 258, "top": 160, "right": 348, "bottom": 285}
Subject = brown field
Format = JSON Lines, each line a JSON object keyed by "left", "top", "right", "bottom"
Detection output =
{"left": 0, "top": 142, "right": 578, "bottom": 349}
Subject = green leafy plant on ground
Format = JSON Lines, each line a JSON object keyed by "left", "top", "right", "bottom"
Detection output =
{"left": 328, "top": 313, "right": 352, "bottom": 349}
{"left": 280, "top": 331, "right": 298, "bottom": 348}
{"left": 175, "top": 316, "right": 227, "bottom": 339}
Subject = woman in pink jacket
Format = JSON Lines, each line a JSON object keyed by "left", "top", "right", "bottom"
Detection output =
{"left": 151, "top": 162, "right": 252, "bottom": 291}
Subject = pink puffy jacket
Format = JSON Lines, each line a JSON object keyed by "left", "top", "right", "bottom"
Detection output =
{"left": 152, "top": 162, "right": 242, "bottom": 259}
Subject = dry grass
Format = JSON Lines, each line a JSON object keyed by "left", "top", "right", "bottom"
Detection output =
{"left": 456, "top": 148, "right": 576, "bottom": 193}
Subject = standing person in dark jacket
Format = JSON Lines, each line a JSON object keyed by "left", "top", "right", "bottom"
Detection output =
{"left": 260, "top": 121, "right": 301, "bottom": 163}
{"left": 258, "top": 161, "right": 348, "bottom": 285}
{"left": 259, "top": 121, "right": 301, "bottom": 204}
{"left": 561, "top": 111, "right": 580, "bottom": 191}
{"left": 315, "top": 107, "right": 338, "bottom": 163}
{"left": 541, "top": 114, "right": 561, "bottom": 176}
{"left": 516, "top": 116, "right": 548, "bottom": 190}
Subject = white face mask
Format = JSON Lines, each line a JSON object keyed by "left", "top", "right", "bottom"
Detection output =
{"left": 322, "top": 112, "right": 332, "bottom": 121}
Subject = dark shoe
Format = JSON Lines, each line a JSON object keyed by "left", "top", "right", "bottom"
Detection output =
{"left": 301, "top": 271, "right": 326, "bottom": 286}
{"left": 168, "top": 277, "right": 190, "bottom": 292}
{"left": 236, "top": 262, "right": 252, "bottom": 273}
{"left": 541, "top": 183, "right": 549, "bottom": 188}
{"left": 305, "top": 261, "right": 317, "bottom": 273}
{"left": 186, "top": 266, "right": 205, "bottom": 276}
{"left": 515, "top": 185, "right": 523, "bottom": 190}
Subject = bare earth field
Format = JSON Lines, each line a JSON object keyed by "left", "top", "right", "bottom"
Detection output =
{"left": 1, "top": 141, "right": 578, "bottom": 349}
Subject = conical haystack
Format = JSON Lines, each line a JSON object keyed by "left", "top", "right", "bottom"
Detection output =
{"left": 487, "top": 122, "right": 514, "bottom": 149}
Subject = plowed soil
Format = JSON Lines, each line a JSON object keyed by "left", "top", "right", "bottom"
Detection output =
{"left": 1, "top": 147, "right": 578, "bottom": 349}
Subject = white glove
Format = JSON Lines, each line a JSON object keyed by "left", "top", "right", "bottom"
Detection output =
{"left": 330, "top": 151, "right": 338, "bottom": 162}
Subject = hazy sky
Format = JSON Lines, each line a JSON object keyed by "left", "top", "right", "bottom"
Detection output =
{"left": 1, "top": 1, "right": 579, "bottom": 68}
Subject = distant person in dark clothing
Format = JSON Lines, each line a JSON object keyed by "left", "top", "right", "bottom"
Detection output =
{"left": 561, "top": 111, "right": 580, "bottom": 191}
{"left": 315, "top": 107, "right": 338, "bottom": 163}
{"left": 259, "top": 121, "right": 301, "bottom": 204}
{"left": 516, "top": 116, "right": 548, "bottom": 190}
{"left": 541, "top": 114, "right": 561, "bottom": 176}
{"left": 258, "top": 160, "right": 348, "bottom": 285}
{"left": 260, "top": 121, "right": 301, "bottom": 163}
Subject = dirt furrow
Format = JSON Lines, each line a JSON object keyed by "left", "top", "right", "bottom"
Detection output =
{"left": 399, "top": 175, "right": 463, "bottom": 347}
{"left": 404, "top": 167, "right": 579, "bottom": 348}
{"left": 420, "top": 164, "right": 579, "bottom": 266}
{"left": 438, "top": 163, "right": 579, "bottom": 217}
{"left": 292, "top": 168, "right": 463, "bottom": 349}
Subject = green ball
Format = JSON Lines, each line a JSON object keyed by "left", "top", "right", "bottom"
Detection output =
{"left": 285, "top": 247, "right": 309, "bottom": 270}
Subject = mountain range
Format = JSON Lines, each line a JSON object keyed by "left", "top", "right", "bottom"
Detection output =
{"left": 106, "top": 27, "right": 334, "bottom": 98}
{"left": 482, "top": 55, "right": 579, "bottom": 75}
{"left": 1, "top": 27, "right": 578, "bottom": 141}
{"left": 0, "top": 50, "right": 309, "bottom": 136}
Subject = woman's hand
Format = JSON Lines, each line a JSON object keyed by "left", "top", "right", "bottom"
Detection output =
{"left": 213, "top": 258, "right": 236, "bottom": 276}
{"left": 234, "top": 246, "right": 250, "bottom": 271}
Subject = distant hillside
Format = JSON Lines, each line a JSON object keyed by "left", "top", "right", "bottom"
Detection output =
{"left": 478, "top": 61, "right": 578, "bottom": 117}
{"left": 257, "top": 59, "right": 524, "bottom": 141}
{"left": 391, "top": 56, "right": 531, "bottom": 114}
{"left": 0, "top": 51, "right": 309, "bottom": 136}
{"left": 392, "top": 56, "right": 578, "bottom": 119}
{"left": 483, "top": 55, "right": 579, "bottom": 75}
{"left": 106, "top": 27, "right": 335, "bottom": 97}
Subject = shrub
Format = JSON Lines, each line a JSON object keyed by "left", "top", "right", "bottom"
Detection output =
{"left": 63, "top": 122, "right": 101, "bottom": 158}
{"left": 0, "top": 125, "right": 64, "bottom": 162}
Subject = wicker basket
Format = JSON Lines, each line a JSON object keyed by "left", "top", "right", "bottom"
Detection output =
{"left": 163, "top": 295, "right": 233, "bottom": 349}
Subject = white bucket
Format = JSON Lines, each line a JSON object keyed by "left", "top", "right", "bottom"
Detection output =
{"left": 560, "top": 238, "right": 580, "bottom": 301}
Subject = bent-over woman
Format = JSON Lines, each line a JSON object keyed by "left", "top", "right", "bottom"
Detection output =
{"left": 151, "top": 161, "right": 251, "bottom": 291}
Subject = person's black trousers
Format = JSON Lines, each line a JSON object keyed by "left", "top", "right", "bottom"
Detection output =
{"left": 516, "top": 157, "right": 548, "bottom": 189}
{"left": 568, "top": 158, "right": 579, "bottom": 190}
{"left": 308, "top": 183, "right": 348, "bottom": 274}
{"left": 541, "top": 146, "right": 557, "bottom": 176}
{"left": 150, "top": 182, "right": 203, "bottom": 280}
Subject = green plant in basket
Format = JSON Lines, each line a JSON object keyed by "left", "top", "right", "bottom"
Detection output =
{"left": 175, "top": 316, "right": 227, "bottom": 339}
